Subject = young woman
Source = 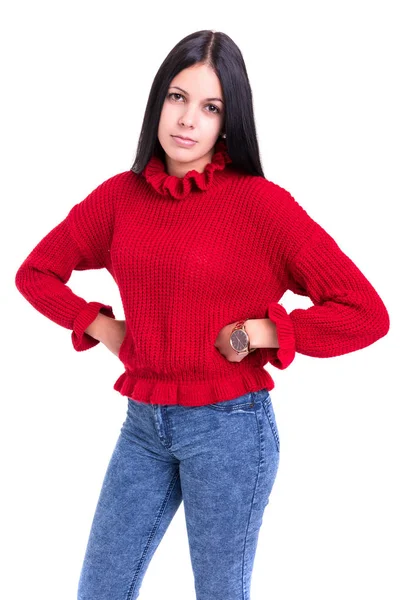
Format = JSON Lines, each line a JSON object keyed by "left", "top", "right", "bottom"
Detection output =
{"left": 15, "top": 30, "right": 390, "bottom": 600}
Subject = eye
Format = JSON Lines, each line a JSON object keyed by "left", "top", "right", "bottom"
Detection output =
{"left": 167, "top": 93, "right": 221, "bottom": 114}
{"left": 168, "top": 92, "right": 184, "bottom": 101}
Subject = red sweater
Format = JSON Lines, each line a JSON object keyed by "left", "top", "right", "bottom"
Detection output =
{"left": 15, "top": 139, "right": 390, "bottom": 406}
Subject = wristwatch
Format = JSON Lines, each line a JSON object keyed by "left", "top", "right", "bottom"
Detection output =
{"left": 229, "top": 320, "right": 257, "bottom": 355}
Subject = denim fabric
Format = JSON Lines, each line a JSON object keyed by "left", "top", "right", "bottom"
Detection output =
{"left": 77, "top": 387, "right": 280, "bottom": 600}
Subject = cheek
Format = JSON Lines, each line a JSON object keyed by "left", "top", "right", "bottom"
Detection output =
{"left": 202, "top": 115, "right": 223, "bottom": 135}
{"left": 160, "top": 101, "right": 179, "bottom": 120}
{"left": 158, "top": 101, "right": 167, "bottom": 119}
{"left": 158, "top": 106, "right": 174, "bottom": 139}
{"left": 158, "top": 104, "right": 169, "bottom": 126}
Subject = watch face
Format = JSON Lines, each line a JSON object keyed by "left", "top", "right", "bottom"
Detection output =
{"left": 230, "top": 329, "right": 249, "bottom": 352}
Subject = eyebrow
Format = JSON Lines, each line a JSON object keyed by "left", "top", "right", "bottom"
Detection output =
{"left": 169, "top": 86, "right": 224, "bottom": 104}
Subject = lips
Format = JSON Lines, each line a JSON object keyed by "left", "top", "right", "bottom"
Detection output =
{"left": 172, "top": 135, "right": 196, "bottom": 142}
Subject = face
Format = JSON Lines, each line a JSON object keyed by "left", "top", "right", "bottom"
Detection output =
{"left": 157, "top": 63, "right": 225, "bottom": 177}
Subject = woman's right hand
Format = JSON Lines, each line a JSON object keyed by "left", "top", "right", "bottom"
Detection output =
{"left": 85, "top": 314, "right": 126, "bottom": 357}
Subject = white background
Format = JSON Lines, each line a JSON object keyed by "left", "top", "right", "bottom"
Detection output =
{"left": 2, "top": 1, "right": 399, "bottom": 598}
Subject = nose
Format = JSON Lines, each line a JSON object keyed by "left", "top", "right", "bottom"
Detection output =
{"left": 179, "top": 106, "right": 197, "bottom": 128}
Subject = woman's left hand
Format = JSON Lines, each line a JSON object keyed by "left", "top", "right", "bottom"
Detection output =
{"left": 214, "top": 321, "right": 256, "bottom": 363}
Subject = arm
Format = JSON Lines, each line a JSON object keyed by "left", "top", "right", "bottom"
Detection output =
{"left": 257, "top": 221, "right": 390, "bottom": 370}
{"left": 15, "top": 174, "right": 120, "bottom": 351}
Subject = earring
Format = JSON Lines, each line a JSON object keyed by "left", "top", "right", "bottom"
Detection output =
{"left": 221, "top": 133, "right": 226, "bottom": 139}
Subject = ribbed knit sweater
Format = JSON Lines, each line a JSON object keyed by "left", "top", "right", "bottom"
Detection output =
{"left": 15, "top": 139, "right": 390, "bottom": 406}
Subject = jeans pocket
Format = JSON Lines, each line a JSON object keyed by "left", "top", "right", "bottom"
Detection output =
{"left": 262, "top": 395, "right": 280, "bottom": 453}
{"left": 206, "top": 391, "right": 255, "bottom": 412}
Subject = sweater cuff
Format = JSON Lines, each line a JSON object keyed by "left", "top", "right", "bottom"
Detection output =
{"left": 259, "top": 302, "right": 296, "bottom": 369}
{"left": 71, "top": 301, "right": 115, "bottom": 352}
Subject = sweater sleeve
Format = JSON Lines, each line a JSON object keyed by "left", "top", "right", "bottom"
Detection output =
{"left": 15, "top": 175, "right": 119, "bottom": 351}
{"left": 259, "top": 220, "right": 390, "bottom": 370}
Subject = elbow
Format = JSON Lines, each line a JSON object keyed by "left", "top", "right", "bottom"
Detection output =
{"left": 357, "top": 282, "right": 390, "bottom": 345}
{"left": 15, "top": 264, "right": 27, "bottom": 294}
{"left": 365, "top": 299, "right": 390, "bottom": 345}
{"left": 376, "top": 303, "right": 390, "bottom": 339}
{"left": 15, "top": 261, "right": 34, "bottom": 297}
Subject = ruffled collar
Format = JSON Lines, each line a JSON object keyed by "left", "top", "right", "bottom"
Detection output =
{"left": 141, "top": 139, "right": 233, "bottom": 200}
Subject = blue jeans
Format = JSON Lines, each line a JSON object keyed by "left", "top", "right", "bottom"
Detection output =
{"left": 77, "top": 387, "right": 280, "bottom": 600}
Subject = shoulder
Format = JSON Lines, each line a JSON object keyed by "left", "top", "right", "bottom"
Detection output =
{"left": 91, "top": 169, "right": 140, "bottom": 195}
{"left": 69, "top": 170, "right": 139, "bottom": 214}
{"left": 237, "top": 174, "right": 319, "bottom": 261}
{"left": 243, "top": 174, "right": 317, "bottom": 228}
{"left": 244, "top": 174, "right": 300, "bottom": 208}
{"left": 66, "top": 170, "right": 142, "bottom": 240}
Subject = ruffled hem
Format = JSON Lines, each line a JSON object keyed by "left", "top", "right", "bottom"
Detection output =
{"left": 113, "top": 366, "right": 275, "bottom": 406}
{"left": 258, "top": 302, "right": 296, "bottom": 369}
{"left": 72, "top": 301, "right": 115, "bottom": 351}
{"left": 141, "top": 139, "right": 233, "bottom": 200}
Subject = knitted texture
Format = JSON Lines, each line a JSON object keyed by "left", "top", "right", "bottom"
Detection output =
{"left": 15, "top": 139, "right": 390, "bottom": 406}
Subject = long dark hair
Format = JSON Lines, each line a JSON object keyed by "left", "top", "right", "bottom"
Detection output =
{"left": 130, "top": 30, "right": 265, "bottom": 178}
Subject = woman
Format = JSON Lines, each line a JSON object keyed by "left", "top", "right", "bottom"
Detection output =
{"left": 15, "top": 30, "right": 390, "bottom": 600}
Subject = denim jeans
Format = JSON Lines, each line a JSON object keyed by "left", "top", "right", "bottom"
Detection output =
{"left": 77, "top": 387, "right": 280, "bottom": 600}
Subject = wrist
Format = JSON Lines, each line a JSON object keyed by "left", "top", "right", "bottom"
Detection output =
{"left": 245, "top": 318, "right": 279, "bottom": 349}
{"left": 84, "top": 312, "right": 112, "bottom": 342}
